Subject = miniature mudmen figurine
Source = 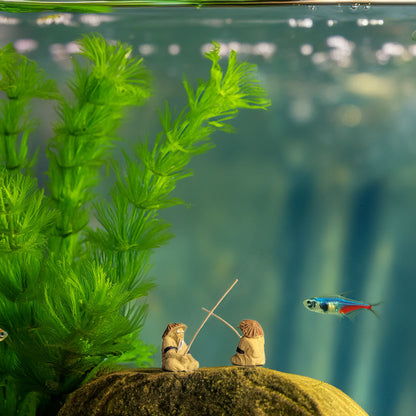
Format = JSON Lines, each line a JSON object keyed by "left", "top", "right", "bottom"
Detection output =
{"left": 200, "top": 307, "right": 266, "bottom": 367}
{"left": 161, "top": 323, "right": 199, "bottom": 372}
{"left": 231, "top": 319, "right": 265, "bottom": 367}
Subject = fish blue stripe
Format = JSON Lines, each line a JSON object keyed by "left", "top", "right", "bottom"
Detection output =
{"left": 315, "top": 297, "right": 368, "bottom": 306}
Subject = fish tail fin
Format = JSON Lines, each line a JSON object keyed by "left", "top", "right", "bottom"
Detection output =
{"left": 370, "top": 301, "right": 382, "bottom": 319}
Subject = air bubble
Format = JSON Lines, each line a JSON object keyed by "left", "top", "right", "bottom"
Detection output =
{"left": 138, "top": 44, "right": 156, "bottom": 56}
{"left": 168, "top": 44, "right": 180, "bottom": 56}
{"left": 14, "top": 39, "right": 38, "bottom": 53}
{"left": 289, "top": 18, "right": 313, "bottom": 29}
{"left": 0, "top": 16, "right": 19, "bottom": 25}
{"left": 300, "top": 44, "right": 313, "bottom": 56}
{"left": 357, "top": 19, "right": 369, "bottom": 27}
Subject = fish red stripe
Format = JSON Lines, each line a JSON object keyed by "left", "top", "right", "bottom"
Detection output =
{"left": 339, "top": 304, "right": 371, "bottom": 314}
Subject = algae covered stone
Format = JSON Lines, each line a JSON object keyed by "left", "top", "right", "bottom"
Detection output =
{"left": 58, "top": 367, "right": 368, "bottom": 416}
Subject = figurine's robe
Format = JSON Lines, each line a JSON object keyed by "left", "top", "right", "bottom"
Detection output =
{"left": 161, "top": 335, "right": 199, "bottom": 372}
{"left": 231, "top": 335, "right": 265, "bottom": 366}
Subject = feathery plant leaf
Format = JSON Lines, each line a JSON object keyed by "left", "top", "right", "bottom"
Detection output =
{"left": 98, "top": 43, "right": 270, "bottom": 242}
{"left": 0, "top": 169, "right": 56, "bottom": 415}
{"left": 47, "top": 33, "right": 152, "bottom": 260}
{"left": 76, "top": 34, "right": 152, "bottom": 106}
{"left": 0, "top": 168, "right": 55, "bottom": 255}
{"left": 0, "top": 44, "right": 57, "bottom": 101}
{"left": 90, "top": 192, "right": 173, "bottom": 253}
{"left": 0, "top": 44, "right": 58, "bottom": 172}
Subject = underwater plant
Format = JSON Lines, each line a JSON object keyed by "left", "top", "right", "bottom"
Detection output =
{"left": 0, "top": 34, "right": 270, "bottom": 415}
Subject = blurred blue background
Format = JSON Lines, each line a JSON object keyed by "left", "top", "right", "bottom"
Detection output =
{"left": 2, "top": 4, "right": 416, "bottom": 415}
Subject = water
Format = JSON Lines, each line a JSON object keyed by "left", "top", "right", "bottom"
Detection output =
{"left": 2, "top": 4, "right": 416, "bottom": 415}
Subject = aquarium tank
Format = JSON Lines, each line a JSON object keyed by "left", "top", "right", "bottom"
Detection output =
{"left": 1, "top": 1, "right": 416, "bottom": 415}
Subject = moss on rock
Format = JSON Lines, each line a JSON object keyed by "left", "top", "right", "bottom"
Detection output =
{"left": 58, "top": 367, "right": 368, "bottom": 416}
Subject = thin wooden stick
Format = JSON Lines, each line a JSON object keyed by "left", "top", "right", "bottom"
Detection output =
{"left": 185, "top": 279, "right": 238, "bottom": 354}
{"left": 202, "top": 307, "right": 241, "bottom": 338}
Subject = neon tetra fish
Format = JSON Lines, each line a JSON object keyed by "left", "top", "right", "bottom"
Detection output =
{"left": 0, "top": 329, "right": 8, "bottom": 341}
{"left": 303, "top": 296, "right": 379, "bottom": 317}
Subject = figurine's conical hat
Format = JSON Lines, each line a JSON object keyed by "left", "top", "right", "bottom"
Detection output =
{"left": 162, "top": 323, "right": 188, "bottom": 338}
{"left": 238, "top": 320, "right": 264, "bottom": 338}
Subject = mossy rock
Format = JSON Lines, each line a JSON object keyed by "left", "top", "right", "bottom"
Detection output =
{"left": 58, "top": 366, "right": 368, "bottom": 416}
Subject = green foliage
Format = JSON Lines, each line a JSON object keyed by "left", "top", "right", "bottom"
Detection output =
{"left": 0, "top": 34, "right": 270, "bottom": 415}
{"left": 0, "top": 171, "right": 54, "bottom": 256}
{"left": 48, "top": 34, "right": 152, "bottom": 259}
{"left": 89, "top": 42, "right": 270, "bottom": 260}
{"left": 0, "top": 44, "right": 58, "bottom": 171}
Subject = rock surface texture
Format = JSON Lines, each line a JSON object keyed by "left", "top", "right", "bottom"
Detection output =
{"left": 58, "top": 367, "right": 369, "bottom": 416}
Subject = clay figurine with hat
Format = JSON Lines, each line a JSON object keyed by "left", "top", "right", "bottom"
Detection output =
{"left": 231, "top": 319, "right": 265, "bottom": 366}
{"left": 201, "top": 308, "right": 266, "bottom": 367}
{"left": 161, "top": 323, "right": 199, "bottom": 372}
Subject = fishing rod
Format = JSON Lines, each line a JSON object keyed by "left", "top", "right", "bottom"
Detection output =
{"left": 185, "top": 278, "right": 238, "bottom": 354}
{"left": 201, "top": 307, "right": 241, "bottom": 338}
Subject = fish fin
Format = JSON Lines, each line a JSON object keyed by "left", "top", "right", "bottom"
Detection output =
{"left": 369, "top": 301, "right": 382, "bottom": 319}
{"left": 340, "top": 310, "right": 359, "bottom": 321}
{"left": 338, "top": 291, "right": 353, "bottom": 298}
{"left": 370, "top": 309, "right": 380, "bottom": 319}
{"left": 342, "top": 313, "right": 355, "bottom": 322}
{"left": 336, "top": 294, "right": 363, "bottom": 303}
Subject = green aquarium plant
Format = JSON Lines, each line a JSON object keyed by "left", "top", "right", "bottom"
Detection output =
{"left": 0, "top": 34, "right": 270, "bottom": 415}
